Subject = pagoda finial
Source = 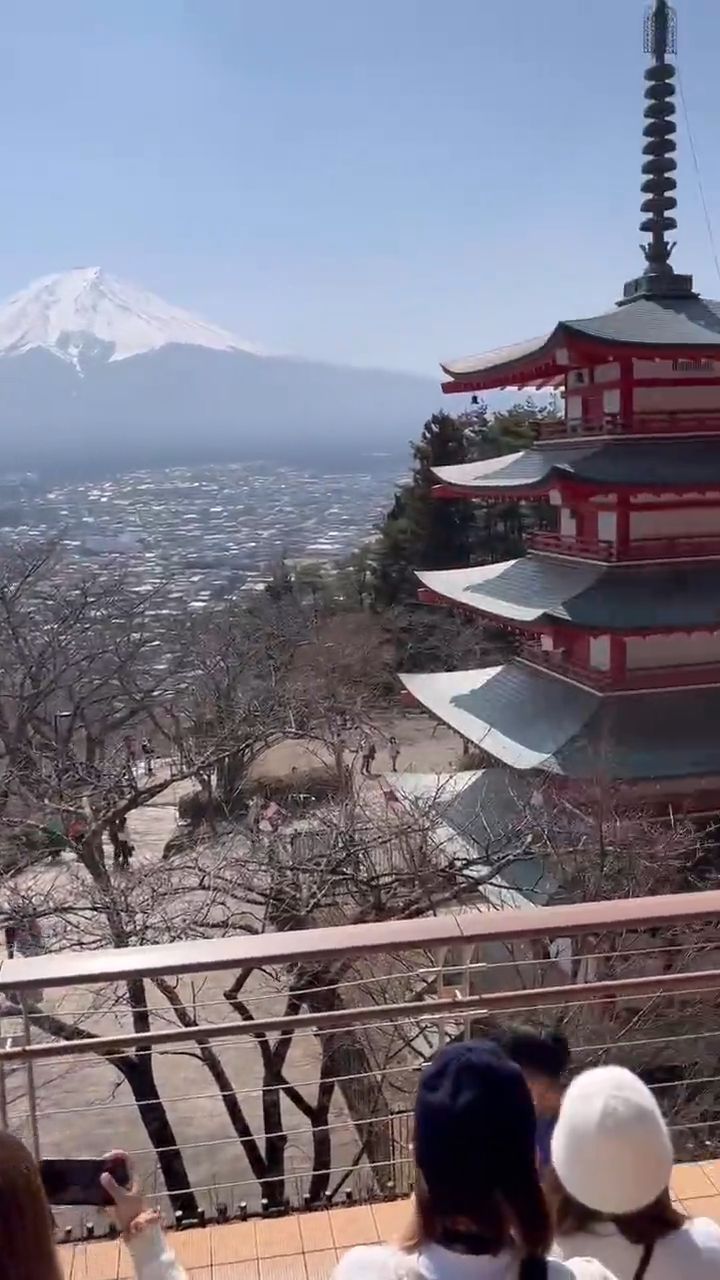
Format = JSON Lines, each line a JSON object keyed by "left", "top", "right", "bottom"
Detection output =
{"left": 621, "top": 0, "right": 694, "bottom": 303}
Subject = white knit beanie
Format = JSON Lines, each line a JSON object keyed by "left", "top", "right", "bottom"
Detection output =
{"left": 551, "top": 1065, "right": 674, "bottom": 1215}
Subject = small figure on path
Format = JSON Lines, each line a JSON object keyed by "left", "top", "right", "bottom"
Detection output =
{"left": 110, "top": 816, "right": 135, "bottom": 869}
{"left": 388, "top": 736, "right": 400, "bottom": 772}
{"left": 140, "top": 737, "right": 154, "bottom": 777}
{"left": 360, "top": 738, "right": 376, "bottom": 775}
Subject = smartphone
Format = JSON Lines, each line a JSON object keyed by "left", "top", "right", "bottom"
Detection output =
{"left": 40, "top": 1155, "right": 130, "bottom": 1207}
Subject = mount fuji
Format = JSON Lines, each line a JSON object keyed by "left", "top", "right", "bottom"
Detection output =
{"left": 0, "top": 268, "right": 435, "bottom": 469}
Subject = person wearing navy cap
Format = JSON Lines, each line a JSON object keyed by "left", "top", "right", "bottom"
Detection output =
{"left": 332, "top": 1041, "right": 616, "bottom": 1280}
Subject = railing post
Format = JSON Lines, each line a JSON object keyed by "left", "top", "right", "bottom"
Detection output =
{"left": 20, "top": 997, "right": 40, "bottom": 1160}
{"left": 0, "top": 1013, "right": 7, "bottom": 1131}
{"left": 435, "top": 947, "right": 447, "bottom": 1048}
{"left": 461, "top": 945, "right": 472, "bottom": 1041}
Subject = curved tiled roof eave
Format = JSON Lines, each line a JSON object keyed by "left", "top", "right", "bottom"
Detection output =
{"left": 416, "top": 559, "right": 720, "bottom": 631}
{"left": 440, "top": 328, "right": 563, "bottom": 382}
{"left": 432, "top": 440, "right": 720, "bottom": 494}
{"left": 440, "top": 296, "right": 720, "bottom": 388}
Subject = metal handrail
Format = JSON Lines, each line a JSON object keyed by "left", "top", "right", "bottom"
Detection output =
{"left": 2, "top": 889, "right": 719, "bottom": 992}
{"left": 4, "top": 963, "right": 720, "bottom": 1065}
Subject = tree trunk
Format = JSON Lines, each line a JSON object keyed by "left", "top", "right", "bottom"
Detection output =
{"left": 216, "top": 750, "right": 246, "bottom": 813}
{"left": 304, "top": 987, "right": 393, "bottom": 1193}
{"left": 306, "top": 1058, "right": 335, "bottom": 1203}
{"left": 260, "top": 1071, "right": 287, "bottom": 1207}
{"left": 119, "top": 1052, "right": 198, "bottom": 1218}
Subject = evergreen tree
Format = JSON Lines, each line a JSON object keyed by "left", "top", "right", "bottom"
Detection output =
{"left": 374, "top": 411, "right": 479, "bottom": 606}
{"left": 372, "top": 397, "right": 563, "bottom": 608}
{"left": 265, "top": 556, "right": 294, "bottom": 601}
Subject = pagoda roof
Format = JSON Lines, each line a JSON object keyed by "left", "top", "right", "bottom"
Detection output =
{"left": 389, "top": 769, "right": 559, "bottom": 907}
{"left": 433, "top": 438, "right": 720, "bottom": 495}
{"left": 417, "top": 558, "right": 720, "bottom": 631}
{"left": 401, "top": 662, "right": 720, "bottom": 779}
{"left": 441, "top": 295, "right": 720, "bottom": 391}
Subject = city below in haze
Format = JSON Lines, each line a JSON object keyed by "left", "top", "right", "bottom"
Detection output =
{"left": 0, "top": 459, "right": 402, "bottom": 606}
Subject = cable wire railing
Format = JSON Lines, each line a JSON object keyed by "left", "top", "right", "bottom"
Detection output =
{"left": 0, "top": 888, "right": 719, "bottom": 1236}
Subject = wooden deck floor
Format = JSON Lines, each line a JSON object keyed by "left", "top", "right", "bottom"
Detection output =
{"left": 59, "top": 1163, "right": 720, "bottom": 1280}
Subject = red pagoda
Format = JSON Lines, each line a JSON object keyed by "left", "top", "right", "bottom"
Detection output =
{"left": 403, "top": 0, "right": 720, "bottom": 814}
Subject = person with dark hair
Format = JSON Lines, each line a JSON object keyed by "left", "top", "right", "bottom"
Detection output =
{"left": 141, "top": 737, "right": 155, "bottom": 777}
{"left": 332, "top": 1041, "right": 616, "bottom": 1280}
{"left": 502, "top": 1026, "right": 571, "bottom": 1172}
{"left": 548, "top": 1065, "right": 720, "bottom": 1278}
{"left": 0, "top": 1133, "right": 186, "bottom": 1280}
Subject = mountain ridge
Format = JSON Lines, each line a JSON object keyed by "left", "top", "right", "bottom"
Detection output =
{"left": 0, "top": 268, "right": 436, "bottom": 466}
{"left": 0, "top": 267, "right": 262, "bottom": 368}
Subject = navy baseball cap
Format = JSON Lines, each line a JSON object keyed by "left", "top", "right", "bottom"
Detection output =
{"left": 414, "top": 1040, "right": 538, "bottom": 1214}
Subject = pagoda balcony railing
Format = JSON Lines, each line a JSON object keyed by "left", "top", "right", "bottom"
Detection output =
{"left": 3, "top": 889, "right": 720, "bottom": 1241}
{"left": 529, "top": 533, "right": 617, "bottom": 560}
{"left": 537, "top": 411, "right": 720, "bottom": 443}
{"left": 530, "top": 532, "right": 720, "bottom": 562}
{"left": 524, "top": 649, "right": 720, "bottom": 692}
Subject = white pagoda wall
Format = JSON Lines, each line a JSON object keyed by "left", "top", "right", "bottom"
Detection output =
{"left": 565, "top": 358, "right": 720, "bottom": 422}
{"left": 625, "top": 631, "right": 720, "bottom": 669}
{"left": 589, "top": 635, "right": 611, "bottom": 670}
{"left": 560, "top": 508, "right": 577, "bottom": 537}
{"left": 597, "top": 511, "right": 617, "bottom": 541}
{"left": 634, "top": 384, "right": 720, "bottom": 413}
{"left": 629, "top": 506, "right": 720, "bottom": 539}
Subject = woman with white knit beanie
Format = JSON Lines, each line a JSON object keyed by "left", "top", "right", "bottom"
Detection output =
{"left": 547, "top": 1065, "right": 720, "bottom": 1279}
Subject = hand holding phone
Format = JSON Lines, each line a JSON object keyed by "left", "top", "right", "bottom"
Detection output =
{"left": 40, "top": 1153, "right": 130, "bottom": 1207}
{"left": 100, "top": 1154, "right": 147, "bottom": 1233}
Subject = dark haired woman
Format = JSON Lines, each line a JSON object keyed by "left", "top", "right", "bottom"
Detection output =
{"left": 0, "top": 1134, "right": 185, "bottom": 1280}
{"left": 549, "top": 1065, "right": 720, "bottom": 1278}
{"left": 502, "top": 1027, "right": 571, "bottom": 1173}
{"left": 332, "top": 1041, "right": 616, "bottom": 1280}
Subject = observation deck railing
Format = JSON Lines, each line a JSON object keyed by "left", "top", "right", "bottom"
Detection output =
{"left": 2, "top": 890, "right": 720, "bottom": 1257}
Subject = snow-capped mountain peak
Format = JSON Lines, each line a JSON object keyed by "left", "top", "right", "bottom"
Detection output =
{"left": 0, "top": 267, "right": 261, "bottom": 368}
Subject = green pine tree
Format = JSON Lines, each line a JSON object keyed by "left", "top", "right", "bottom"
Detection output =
{"left": 374, "top": 411, "right": 480, "bottom": 606}
{"left": 372, "top": 397, "right": 563, "bottom": 607}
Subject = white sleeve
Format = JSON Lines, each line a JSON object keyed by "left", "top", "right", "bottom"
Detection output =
{"left": 333, "top": 1244, "right": 421, "bottom": 1280}
{"left": 562, "top": 1260, "right": 620, "bottom": 1280}
{"left": 126, "top": 1224, "right": 187, "bottom": 1280}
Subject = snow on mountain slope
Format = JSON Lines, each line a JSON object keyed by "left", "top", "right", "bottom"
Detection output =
{"left": 0, "top": 267, "right": 262, "bottom": 368}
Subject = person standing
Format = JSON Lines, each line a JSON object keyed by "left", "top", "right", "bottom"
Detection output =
{"left": 0, "top": 1132, "right": 188, "bottom": 1280}
{"left": 388, "top": 736, "right": 400, "bottom": 772}
{"left": 501, "top": 1025, "right": 571, "bottom": 1173}
{"left": 549, "top": 1065, "right": 720, "bottom": 1278}
{"left": 140, "top": 737, "right": 154, "bottom": 777}
{"left": 331, "top": 1041, "right": 616, "bottom": 1280}
{"left": 110, "top": 816, "right": 135, "bottom": 869}
{"left": 361, "top": 739, "right": 377, "bottom": 775}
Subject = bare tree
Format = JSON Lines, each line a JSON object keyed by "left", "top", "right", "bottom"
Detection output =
{"left": 2, "top": 545, "right": 716, "bottom": 1208}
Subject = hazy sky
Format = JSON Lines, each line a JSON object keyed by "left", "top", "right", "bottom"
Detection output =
{"left": 2, "top": 0, "right": 720, "bottom": 375}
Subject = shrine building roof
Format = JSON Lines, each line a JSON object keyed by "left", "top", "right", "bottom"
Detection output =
{"left": 432, "top": 438, "right": 720, "bottom": 495}
{"left": 441, "top": 296, "right": 720, "bottom": 393}
{"left": 401, "top": 662, "right": 720, "bottom": 779}
{"left": 416, "top": 558, "right": 720, "bottom": 632}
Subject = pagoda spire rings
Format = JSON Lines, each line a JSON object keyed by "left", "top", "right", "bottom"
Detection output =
{"left": 640, "top": 1, "right": 678, "bottom": 274}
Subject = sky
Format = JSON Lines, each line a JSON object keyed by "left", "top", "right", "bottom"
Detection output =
{"left": 1, "top": 0, "right": 720, "bottom": 377}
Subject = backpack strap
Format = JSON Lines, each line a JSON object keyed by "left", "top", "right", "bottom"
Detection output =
{"left": 519, "top": 1260, "right": 548, "bottom": 1280}
{"left": 633, "top": 1243, "right": 655, "bottom": 1280}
